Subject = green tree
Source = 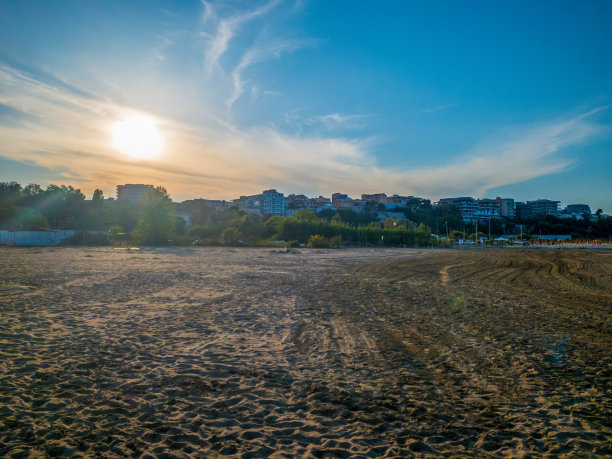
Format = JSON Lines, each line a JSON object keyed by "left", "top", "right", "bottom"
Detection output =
{"left": 131, "top": 186, "right": 175, "bottom": 245}
{"left": 221, "top": 227, "right": 241, "bottom": 245}
{"left": 264, "top": 215, "right": 285, "bottom": 237}
{"left": 364, "top": 200, "right": 384, "bottom": 216}
{"left": 292, "top": 209, "right": 317, "bottom": 221}
{"left": 0, "top": 181, "right": 22, "bottom": 197}
{"left": 317, "top": 208, "right": 336, "bottom": 220}
{"left": 338, "top": 208, "right": 376, "bottom": 226}
{"left": 449, "top": 230, "right": 463, "bottom": 240}
{"left": 430, "top": 203, "right": 463, "bottom": 234}
{"left": 14, "top": 208, "right": 49, "bottom": 230}
{"left": 233, "top": 213, "right": 264, "bottom": 238}
{"left": 22, "top": 183, "right": 43, "bottom": 199}
{"left": 35, "top": 185, "right": 86, "bottom": 228}
{"left": 417, "top": 222, "right": 431, "bottom": 234}
{"left": 384, "top": 217, "right": 396, "bottom": 230}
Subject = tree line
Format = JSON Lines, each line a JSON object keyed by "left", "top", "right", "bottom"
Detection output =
{"left": 0, "top": 181, "right": 174, "bottom": 245}
{"left": 1, "top": 181, "right": 610, "bottom": 246}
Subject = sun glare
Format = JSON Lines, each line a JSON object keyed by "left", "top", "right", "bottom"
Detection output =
{"left": 111, "top": 115, "right": 164, "bottom": 160}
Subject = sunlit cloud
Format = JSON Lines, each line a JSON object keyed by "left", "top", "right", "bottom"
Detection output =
{"left": 0, "top": 59, "right": 603, "bottom": 202}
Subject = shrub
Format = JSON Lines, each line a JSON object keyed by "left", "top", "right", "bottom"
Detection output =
{"left": 307, "top": 234, "right": 329, "bottom": 248}
{"left": 246, "top": 234, "right": 259, "bottom": 246}
{"left": 172, "top": 234, "right": 191, "bottom": 246}
{"left": 221, "top": 227, "right": 241, "bottom": 245}
{"left": 330, "top": 235, "right": 342, "bottom": 248}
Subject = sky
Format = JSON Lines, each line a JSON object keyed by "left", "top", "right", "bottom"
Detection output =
{"left": 0, "top": 0, "right": 611, "bottom": 211}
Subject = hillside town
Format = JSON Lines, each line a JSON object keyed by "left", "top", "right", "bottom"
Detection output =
{"left": 1, "top": 181, "right": 609, "bottom": 247}
{"left": 116, "top": 184, "right": 600, "bottom": 223}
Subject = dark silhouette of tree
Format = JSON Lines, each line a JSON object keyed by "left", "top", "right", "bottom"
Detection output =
{"left": 92, "top": 189, "right": 104, "bottom": 203}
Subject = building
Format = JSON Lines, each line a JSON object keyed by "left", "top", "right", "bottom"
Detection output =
{"left": 310, "top": 196, "right": 332, "bottom": 208}
{"left": 236, "top": 189, "right": 285, "bottom": 216}
{"left": 437, "top": 197, "right": 479, "bottom": 221}
{"left": 387, "top": 195, "right": 406, "bottom": 205}
{"left": 496, "top": 197, "right": 516, "bottom": 218}
{"left": 285, "top": 194, "right": 310, "bottom": 210}
{"left": 314, "top": 203, "right": 336, "bottom": 213}
{"left": 283, "top": 194, "right": 336, "bottom": 215}
{"left": 237, "top": 194, "right": 263, "bottom": 215}
{"left": 516, "top": 199, "right": 560, "bottom": 219}
{"left": 437, "top": 196, "right": 515, "bottom": 221}
{"left": 345, "top": 199, "right": 366, "bottom": 213}
{"left": 330, "top": 193, "right": 366, "bottom": 213}
{"left": 475, "top": 198, "right": 500, "bottom": 219}
{"left": 308, "top": 196, "right": 335, "bottom": 213}
{"left": 386, "top": 195, "right": 423, "bottom": 208}
{"left": 524, "top": 199, "right": 560, "bottom": 218}
{"left": 515, "top": 202, "right": 528, "bottom": 219}
{"left": 563, "top": 204, "right": 591, "bottom": 218}
{"left": 331, "top": 193, "right": 350, "bottom": 208}
{"left": 361, "top": 193, "right": 387, "bottom": 204}
{"left": 261, "top": 189, "right": 285, "bottom": 215}
{"left": 116, "top": 184, "right": 154, "bottom": 204}
{"left": 205, "top": 199, "right": 229, "bottom": 210}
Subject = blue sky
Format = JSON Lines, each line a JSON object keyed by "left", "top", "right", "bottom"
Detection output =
{"left": 0, "top": 0, "right": 610, "bottom": 211}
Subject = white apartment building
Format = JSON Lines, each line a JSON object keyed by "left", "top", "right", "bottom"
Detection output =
{"left": 237, "top": 189, "right": 285, "bottom": 216}
{"left": 261, "top": 189, "right": 285, "bottom": 215}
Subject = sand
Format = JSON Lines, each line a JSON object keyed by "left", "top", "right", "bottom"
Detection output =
{"left": 0, "top": 247, "right": 610, "bottom": 457}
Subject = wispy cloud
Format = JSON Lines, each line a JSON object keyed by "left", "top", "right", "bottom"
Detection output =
{"left": 151, "top": 33, "right": 175, "bottom": 61}
{"left": 199, "top": 1, "right": 314, "bottom": 112}
{"left": 399, "top": 112, "right": 600, "bottom": 198}
{"left": 201, "top": 0, "right": 281, "bottom": 77}
{"left": 251, "top": 86, "right": 282, "bottom": 101}
{"left": 227, "top": 39, "right": 306, "bottom": 109}
{"left": 0, "top": 103, "right": 39, "bottom": 127}
{"left": 306, "top": 113, "right": 375, "bottom": 130}
{"left": 421, "top": 104, "right": 454, "bottom": 114}
{"left": 0, "top": 60, "right": 604, "bottom": 202}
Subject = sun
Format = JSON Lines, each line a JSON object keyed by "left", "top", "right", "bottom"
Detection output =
{"left": 111, "top": 115, "right": 164, "bottom": 160}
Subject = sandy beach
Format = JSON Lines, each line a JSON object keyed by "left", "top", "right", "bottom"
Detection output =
{"left": 0, "top": 247, "right": 610, "bottom": 457}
